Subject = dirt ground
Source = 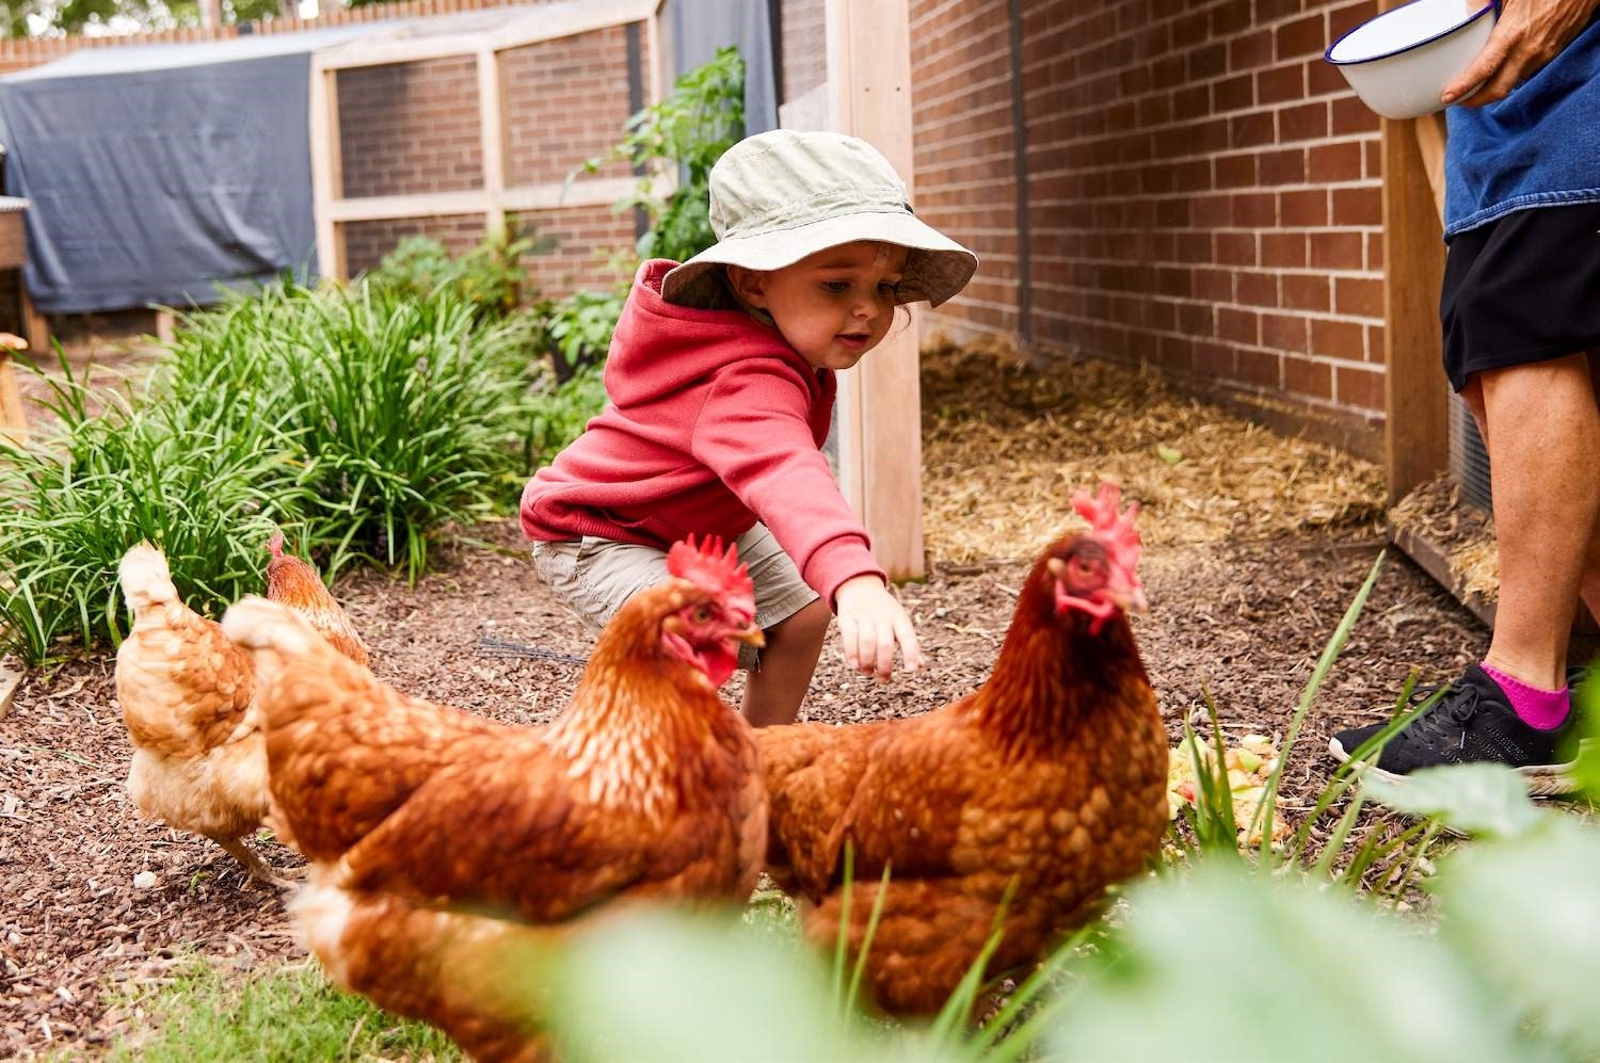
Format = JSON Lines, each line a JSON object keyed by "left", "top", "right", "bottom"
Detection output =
{"left": 0, "top": 324, "right": 1515, "bottom": 1058}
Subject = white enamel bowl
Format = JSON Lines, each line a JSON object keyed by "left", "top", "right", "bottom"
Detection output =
{"left": 1325, "top": 0, "right": 1497, "bottom": 119}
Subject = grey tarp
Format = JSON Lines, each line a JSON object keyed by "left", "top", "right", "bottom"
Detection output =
{"left": 667, "top": 0, "right": 778, "bottom": 136}
{"left": 0, "top": 27, "right": 373, "bottom": 314}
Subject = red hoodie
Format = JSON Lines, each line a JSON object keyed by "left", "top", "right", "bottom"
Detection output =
{"left": 520, "top": 259, "right": 885, "bottom": 606}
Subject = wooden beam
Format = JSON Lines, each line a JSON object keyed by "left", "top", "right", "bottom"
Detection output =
{"left": 1381, "top": 114, "right": 1450, "bottom": 505}
{"left": 18, "top": 284, "right": 47, "bottom": 356}
{"left": 324, "top": 176, "right": 642, "bottom": 224}
{"left": 1414, "top": 111, "right": 1448, "bottom": 225}
{"left": 310, "top": 67, "right": 346, "bottom": 281}
{"left": 0, "top": 663, "right": 19, "bottom": 720}
{"left": 477, "top": 47, "right": 508, "bottom": 239}
{"left": 313, "top": 0, "right": 661, "bottom": 72}
{"left": 0, "top": 347, "right": 26, "bottom": 444}
{"left": 825, "top": 0, "right": 923, "bottom": 581}
{"left": 645, "top": 8, "right": 663, "bottom": 106}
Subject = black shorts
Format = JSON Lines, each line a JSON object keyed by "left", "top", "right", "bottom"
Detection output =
{"left": 1440, "top": 199, "right": 1600, "bottom": 393}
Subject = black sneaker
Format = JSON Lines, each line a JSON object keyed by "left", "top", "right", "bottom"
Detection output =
{"left": 1328, "top": 663, "right": 1580, "bottom": 797}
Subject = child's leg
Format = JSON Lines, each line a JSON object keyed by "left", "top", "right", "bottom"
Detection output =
{"left": 735, "top": 523, "right": 832, "bottom": 727}
{"left": 742, "top": 598, "right": 830, "bottom": 727}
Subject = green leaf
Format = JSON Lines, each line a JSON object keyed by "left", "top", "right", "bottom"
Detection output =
{"left": 1155, "top": 444, "right": 1183, "bottom": 464}
{"left": 1046, "top": 864, "right": 1553, "bottom": 1063}
{"left": 1434, "top": 818, "right": 1600, "bottom": 1058}
{"left": 542, "top": 909, "right": 956, "bottom": 1063}
{"left": 1360, "top": 764, "right": 1547, "bottom": 839}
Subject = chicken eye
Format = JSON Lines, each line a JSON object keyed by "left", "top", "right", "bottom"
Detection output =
{"left": 692, "top": 606, "right": 713, "bottom": 624}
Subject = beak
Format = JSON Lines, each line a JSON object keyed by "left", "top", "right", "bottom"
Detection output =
{"left": 732, "top": 624, "right": 765, "bottom": 648}
{"left": 1108, "top": 585, "right": 1150, "bottom": 615}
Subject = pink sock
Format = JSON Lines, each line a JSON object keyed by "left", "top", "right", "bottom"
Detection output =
{"left": 1481, "top": 663, "right": 1570, "bottom": 731}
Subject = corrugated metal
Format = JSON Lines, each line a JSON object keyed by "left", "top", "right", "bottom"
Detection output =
{"left": 1449, "top": 390, "right": 1494, "bottom": 512}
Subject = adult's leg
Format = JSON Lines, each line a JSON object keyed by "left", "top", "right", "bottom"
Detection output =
{"left": 1460, "top": 350, "right": 1600, "bottom": 689}
{"left": 1580, "top": 349, "right": 1600, "bottom": 636}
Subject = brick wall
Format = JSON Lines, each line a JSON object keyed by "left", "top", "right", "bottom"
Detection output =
{"left": 905, "top": 0, "right": 1389, "bottom": 452}
{"left": 343, "top": 213, "right": 486, "bottom": 276}
{"left": 339, "top": 56, "right": 485, "bottom": 198}
{"left": 502, "top": 27, "right": 636, "bottom": 186}
{"left": 780, "top": 0, "right": 826, "bottom": 102}
{"left": 517, "top": 204, "right": 636, "bottom": 297}
{"left": 908, "top": 0, "right": 1023, "bottom": 339}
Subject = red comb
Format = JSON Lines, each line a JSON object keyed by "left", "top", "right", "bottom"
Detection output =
{"left": 666, "top": 535, "right": 755, "bottom": 615}
{"left": 267, "top": 531, "right": 285, "bottom": 557}
{"left": 1070, "top": 479, "right": 1142, "bottom": 571}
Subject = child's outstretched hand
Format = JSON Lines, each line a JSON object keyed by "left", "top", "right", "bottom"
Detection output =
{"left": 833, "top": 575, "right": 925, "bottom": 682}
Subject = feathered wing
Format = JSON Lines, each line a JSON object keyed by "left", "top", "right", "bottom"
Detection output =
{"left": 226, "top": 596, "right": 514, "bottom": 864}
{"left": 759, "top": 718, "right": 909, "bottom": 896}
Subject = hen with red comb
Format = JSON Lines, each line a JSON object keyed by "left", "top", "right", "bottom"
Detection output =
{"left": 756, "top": 477, "right": 1166, "bottom": 1014}
{"left": 219, "top": 534, "right": 768, "bottom": 1061}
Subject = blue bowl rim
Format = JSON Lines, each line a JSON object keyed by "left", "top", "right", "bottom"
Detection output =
{"left": 1324, "top": 0, "right": 1497, "bottom": 66}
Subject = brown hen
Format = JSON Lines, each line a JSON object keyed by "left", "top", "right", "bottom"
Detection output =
{"left": 222, "top": 537, "right": 767, "bottom": 1063}
{"left": 266, "top": 532, "right": 370, "bottom": 667}
{"left": 113, "top": 537, "right": 368, "bottom": 886}
{"left": 757, "top": 481, "right": 1168, "bottom": 1014}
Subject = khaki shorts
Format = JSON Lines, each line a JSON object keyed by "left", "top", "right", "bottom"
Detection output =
{"left": 529, "top": 523, "right": 819, "bottom": 671}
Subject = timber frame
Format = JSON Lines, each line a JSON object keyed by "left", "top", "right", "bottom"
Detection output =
{"left": 1381, "top": 110, "right": 1450, "bottom": 506}
{"left": 308, "top": 0, "right": 665, "bottom": 281}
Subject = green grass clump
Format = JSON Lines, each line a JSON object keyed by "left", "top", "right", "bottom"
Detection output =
{"left": 0, "top": 279, "right": 559, "bottom": 664}
{"left": 0, "top": 351, "right": 310, "bottom": 662}
{"left": 162, "top": 281, "right": 544, "bottom": 581}
{"left": 104, "top": 958, "right": 460, "bottom": 1063}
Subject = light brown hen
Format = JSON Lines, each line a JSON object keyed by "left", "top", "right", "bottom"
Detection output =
{"left": 113, "top": 537, "right": 368, "bottom": 886}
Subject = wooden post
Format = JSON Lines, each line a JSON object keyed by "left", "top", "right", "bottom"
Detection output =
{"left": 19, "top": 285, "right": 47, "bottom": 355}
{"left": 0, "top": 332, "right": 27, "bottom": 443}
{"left": 1381, "top": 112, "right": 1449, "bottom": 505}
{"left": 309, "top": 66, "right": 346, "bottom": 281}
{"left": 824, "top": 0, "right": 923, "bottom": 581}
{"left": 477, "top": 47, "right": 507, "bottom": 239}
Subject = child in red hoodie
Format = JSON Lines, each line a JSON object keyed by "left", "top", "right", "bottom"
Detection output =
{"left": 521, "top": 129, "right": 978, "bottom": 726}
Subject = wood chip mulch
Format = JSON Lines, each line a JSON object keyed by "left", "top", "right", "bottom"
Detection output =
{"left": 1, "top": 338, "right": 1498, "bottom": 1059}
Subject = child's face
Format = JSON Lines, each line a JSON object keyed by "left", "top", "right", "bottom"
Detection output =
{"left": 731, "top": 241, "right": 909, "bottom": 371}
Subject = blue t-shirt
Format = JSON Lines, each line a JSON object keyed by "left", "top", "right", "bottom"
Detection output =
{"left": 1444, "top": 13, "right": 1600, "bottom": 238}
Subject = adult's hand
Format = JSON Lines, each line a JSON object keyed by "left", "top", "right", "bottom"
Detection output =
{"left": 1443, "top": 0, "right": 1600, "bottom": 106}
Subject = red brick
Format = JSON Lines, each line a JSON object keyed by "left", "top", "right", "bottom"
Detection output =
{"left": 1285, "top": 356, "right": 1334, "bottom": 401}
{"left": 1311, "top": 318, "right": 1367, "bottom": 360}
{"left": 1336, "top": 365, "right": 1385, "bottom": 410}
{"left": 1310, "top": 231, "right": 1365, "bottom": 271}
{"left": 1308, "top": 140, "right": 1363, "bottom": 182}
{"left": 1282, "top": 274, "right": 1331, "bottom": 311}
{"left": 1238, "top": 347, "right": 1284, "bottom": 387}
{"left": 1332, "top": 186, "right": 1382, "bottom": 226}
{"left": 1218, "top": 307, "right": 1260, "bottom": 345}
{"left": 1334, "top": 276, "right": 1385, "bottom": 317}
{"left": 1261, "top": 232, "right": 1308, "bottom": 268}
{"left": 1236, "top": 271, "right": 1278, "bottom": 307}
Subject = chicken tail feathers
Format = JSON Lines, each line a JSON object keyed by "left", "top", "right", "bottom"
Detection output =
{"left": 118, "top": 542, "right": 178, "bottom": 611}
{"left": 221, "top": 595, "right": 321, "bottom": 659}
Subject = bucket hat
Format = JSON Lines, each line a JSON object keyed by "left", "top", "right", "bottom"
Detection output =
{"left": 660, "top": 130, "right": 978, "bottom": 309}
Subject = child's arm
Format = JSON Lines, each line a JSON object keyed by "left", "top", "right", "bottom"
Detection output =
{"left": 833, "top": 574, "right": 925, "bottom": 682}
